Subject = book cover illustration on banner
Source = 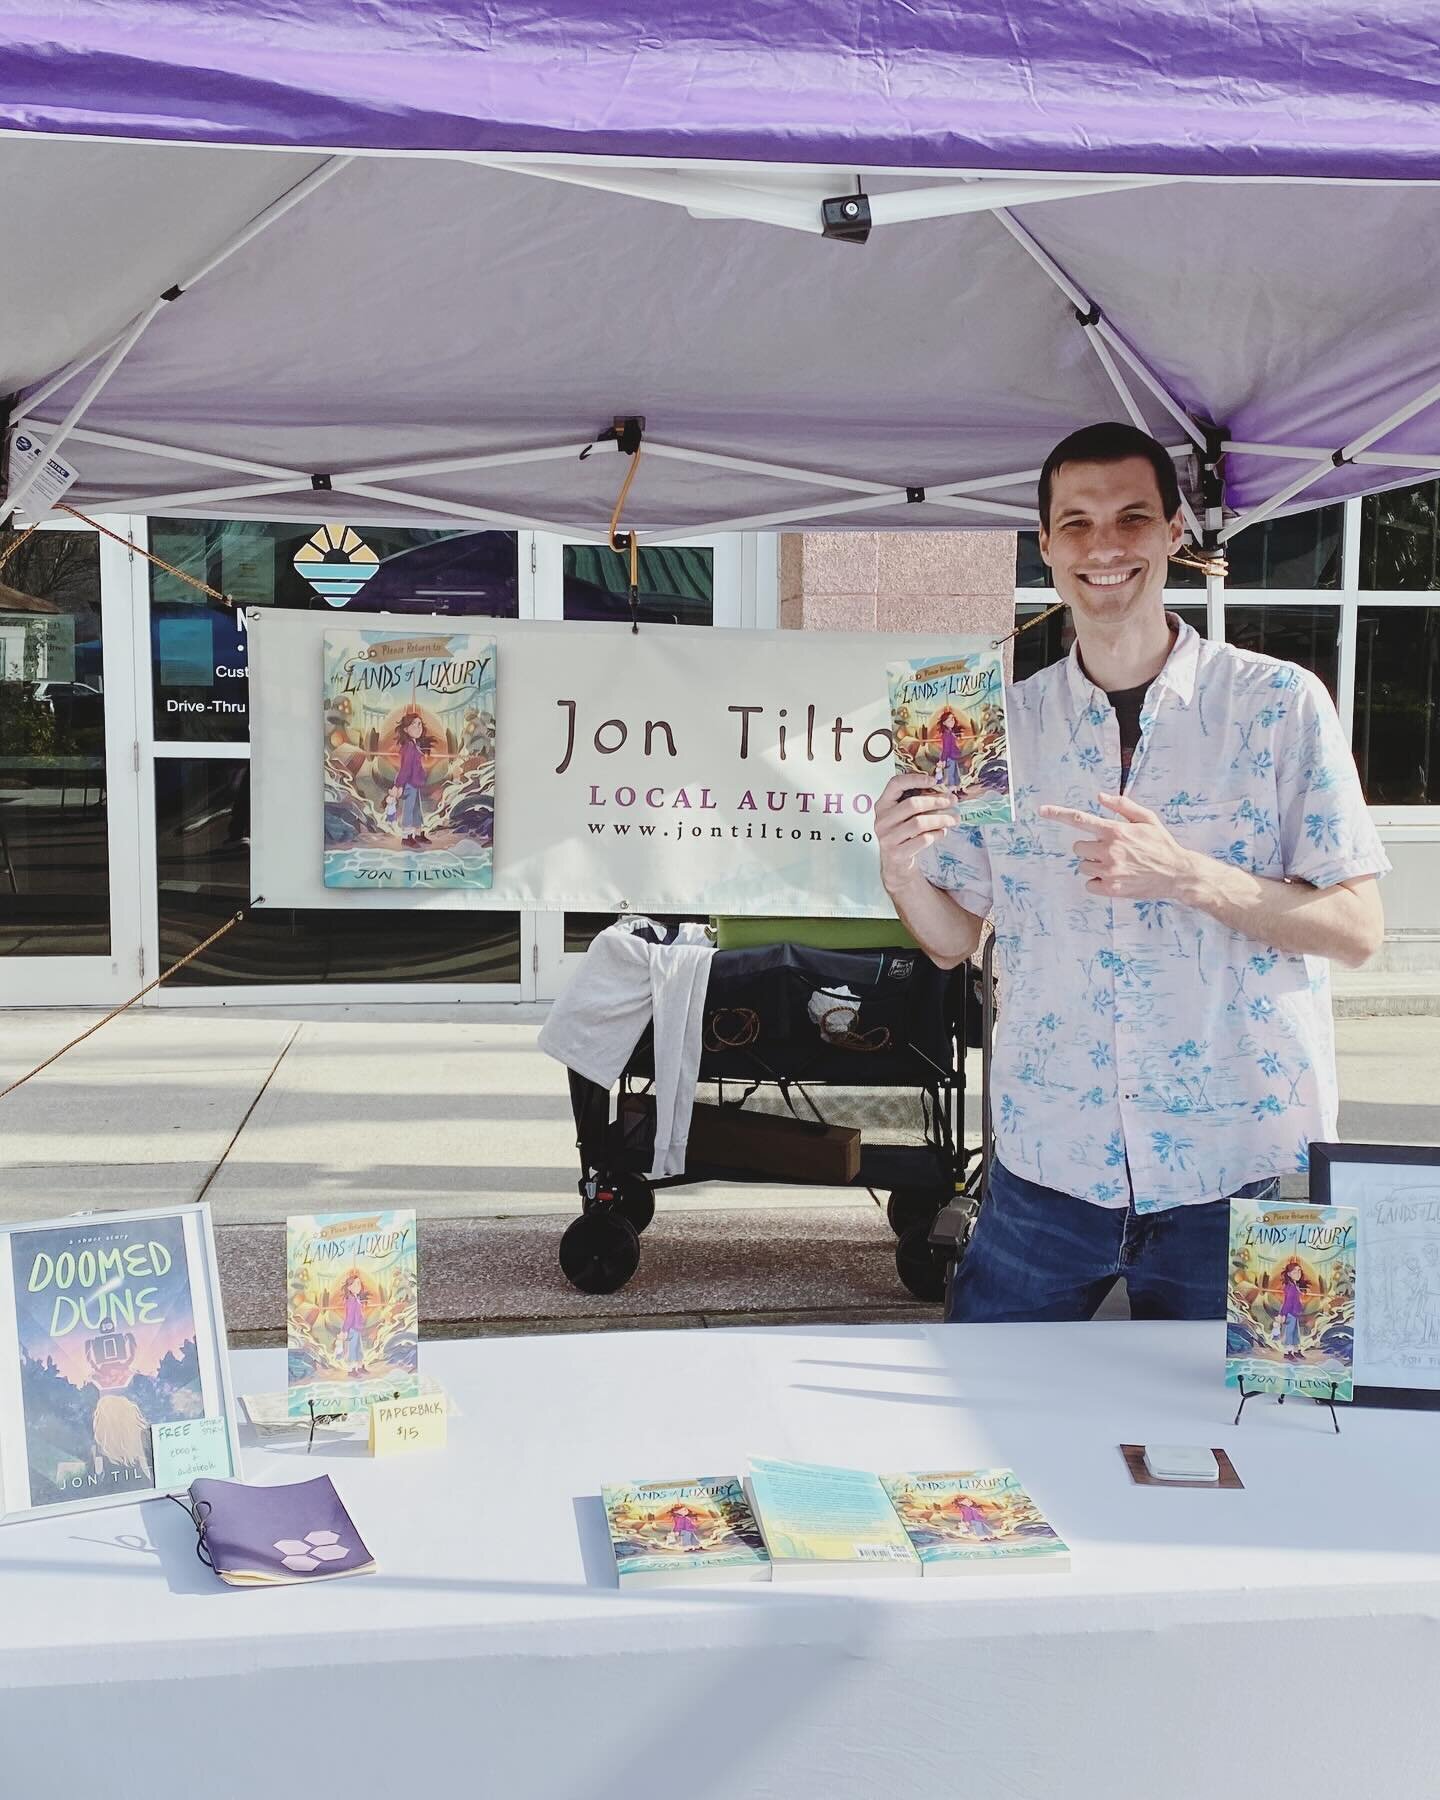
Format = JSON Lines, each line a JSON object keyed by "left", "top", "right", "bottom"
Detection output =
{"left": 286, "top": 1211, "right": 419, "bottom": 1418}
{"left": 602, "top": 1475, "right": 771, "bottom": 1586}
{"left": 880, "top": 1469, "right": 1070, "bottom": 1574}
{"left": 1226, "top": 1200, "right": 1358, "bottom": 1401}
{"left": 4, "top": 1212, "right": 228, "bottom": 1513}
{"left": 887, "top": 646, "right": 1013, "bottom": 825}
{"left": 323, "top": 629, "right": 496, "bottom": 889}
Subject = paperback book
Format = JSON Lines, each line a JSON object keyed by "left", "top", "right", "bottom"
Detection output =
{"left": 286, "top": 1211, "right": 419, "bottom": 1418}
{"left": 744, "top": 1458, "right": 920, "bottom": 1579}
{"left": 323, "top": 628, "right": 496, "bottom": 889}
{"left": 1226, "top": 1200, "right": 1358, "bottom": 1401}
{"left": 887, "top": 645, "right": 1012, "bottom": 825}
{"left": 880, "top": 1469, "right": 1070, "bottom": 1573}
{"left": 603, "top": 1475, "right": 770, "bottom": 1586}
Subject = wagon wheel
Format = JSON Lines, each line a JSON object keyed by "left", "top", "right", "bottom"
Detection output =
{"left": 612, "top": 1175, "right": 656, "bottom": 1234}
{"left": 559, "top": 1211, "right": 642, "bottom": 1295}
{"left": 579, "top": 1174, "right": 656, "bottom": 1234}
{"left": 885, "top": 1185, "right": 951, "bottom": 1237}
{"left": 894, "top": 1221, "right": 951, "bottom": 1304}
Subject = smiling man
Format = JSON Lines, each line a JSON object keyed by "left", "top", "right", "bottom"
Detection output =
{"left": 875, "top": 421, "right": 1388, "bottom": 1323}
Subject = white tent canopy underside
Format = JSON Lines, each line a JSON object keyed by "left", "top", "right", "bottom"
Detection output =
{"left": 6, "top": 139, "right": 1440, "bottom": 542}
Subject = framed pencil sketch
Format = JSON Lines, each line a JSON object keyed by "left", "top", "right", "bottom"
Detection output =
{"left": 1310, "top": 1142, "right": 1440, "bottom": 1409}
{"left": 0, "top": 1202, "right": 241, "bottom": 1523}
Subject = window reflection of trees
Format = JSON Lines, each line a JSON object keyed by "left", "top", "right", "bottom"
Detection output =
{"left": 0, "top": 527, "right": 103, "bottom": 760}
{"left": 1361, "top": 481, "right": 1440, "bottom": 591}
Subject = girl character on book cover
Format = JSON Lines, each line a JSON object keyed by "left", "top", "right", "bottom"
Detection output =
{"left": 339, "top": 1274, "right": 369, "bottom": 1374}
{"left": 91, "top": 1393, "right": 153, "bottom": 1481}
{"left": 668, "top": 1503, "right": 703, "bottom": 1550}
{"left": 953, "top": 1494, "right": 994, "bottom": 1538}
{"left": 389, "top": 710, "right": 434, "bottom": 849}
{"left": 933, "top": 706, "right": 969, "bottom": 790}
{"left": 1273, "top": 1257, "right": 1308, "bottom": 1357}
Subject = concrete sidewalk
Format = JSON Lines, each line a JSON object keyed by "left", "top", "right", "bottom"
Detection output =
{"left": 0, "top": 1004, "right": 939, "bottom": 1222}
{"left": 5, "top": 998, "right": 1438, "bottom": 1219}
{"left": 3, "top": 1000, "right": 1438, "bottom": 1334}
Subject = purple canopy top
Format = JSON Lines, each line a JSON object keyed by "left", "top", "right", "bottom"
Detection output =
{"left": 4, "top": 0, "right": 1440, "bottom": 178}
{"left": 4, "top": 2, "right": 1440, "bottom": 535}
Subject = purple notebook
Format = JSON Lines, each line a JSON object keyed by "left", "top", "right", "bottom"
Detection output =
{"left": 189, "top": 1475, "right": 376, "bottom": 1586}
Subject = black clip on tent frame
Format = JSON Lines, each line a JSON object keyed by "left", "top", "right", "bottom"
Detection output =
{"left": 589, "top": 415, "right": 646, "bottom": 633}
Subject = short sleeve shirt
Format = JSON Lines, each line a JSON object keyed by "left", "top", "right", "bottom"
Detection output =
{"left": 919, "top": 618, "right": 1390, "bottom": 1211}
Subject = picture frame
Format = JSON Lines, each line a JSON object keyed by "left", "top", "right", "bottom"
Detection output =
{"left": 0, "top": 1202, "right": 242, "bottom": 1524}
{"left": 1310, "top": 1142, "right": 1440, "bottom": 1410}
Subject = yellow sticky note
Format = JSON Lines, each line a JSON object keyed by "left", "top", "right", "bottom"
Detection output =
{"left": 369, "top": 1393, "right": 448, "bottom": 1456}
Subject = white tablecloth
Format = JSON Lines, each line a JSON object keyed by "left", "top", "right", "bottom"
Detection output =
{"left": 2, "top": 1321, "right": 1438, "bottom": 1799}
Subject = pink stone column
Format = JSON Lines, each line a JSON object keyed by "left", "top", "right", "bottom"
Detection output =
{"left": 779, "top": 530, "right": 1017, "bottom": 639}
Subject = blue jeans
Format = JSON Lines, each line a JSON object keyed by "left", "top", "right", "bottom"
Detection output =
{"left": 946, "top": 1159, "right": 1280, "bottom": 1323}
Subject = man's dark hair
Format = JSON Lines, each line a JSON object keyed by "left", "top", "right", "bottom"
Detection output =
{"left": 1038, "top": 422, "right": 1183, "bottom": 530}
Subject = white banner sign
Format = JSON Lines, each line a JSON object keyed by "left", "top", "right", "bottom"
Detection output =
{"left": 251, "top": 612, "right": 996, "bottom": 916}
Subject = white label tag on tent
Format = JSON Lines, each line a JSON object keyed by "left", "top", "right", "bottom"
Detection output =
{"left": 8, "top": 430, "right": 78, "bottom": 514}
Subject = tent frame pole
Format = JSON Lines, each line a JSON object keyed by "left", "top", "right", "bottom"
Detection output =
{"left": 331, "top": 479, "right": 611, "bottom": 539}
{"left": 991, "top": 208, "right": 1210, "bottom": 451}
{"left": 1219, "top": 371, "right": 1440, "bottom": 541}
{"left": 1076, "top": 323, "right": 1204, "bottom": 541}
{"left": 989, "top": 208, "right": 1214, "bottom": 538}
{"left": 1226, "top": 439, "right": 1440, "bottom": 473}
{"left": 50, "top": 421, "right": 1056, "bottom": 533}
{"left": 63, "top": 425, "right": 309, "bottom": 481}
{"left": 4, "top": 156, "right": 352, "bottom": 521}
{"left": 1, "top": 301, "right": 165, "bottom": 524}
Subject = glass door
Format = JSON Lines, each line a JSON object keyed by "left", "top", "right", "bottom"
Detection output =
{"left": 0, "top": 516, "right": 143, "bottom": 1006}
{"left": 134, "top": 517, "right": 536, "bottom": 1004}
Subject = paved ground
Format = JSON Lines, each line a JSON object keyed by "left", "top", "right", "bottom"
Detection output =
{"left": 2, "top": 997, "right": 1438, "bottom": 1336}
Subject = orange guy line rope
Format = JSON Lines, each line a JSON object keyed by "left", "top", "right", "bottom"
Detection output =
{"left": 0, "top": 912, "right": 247, "bottom": 1101}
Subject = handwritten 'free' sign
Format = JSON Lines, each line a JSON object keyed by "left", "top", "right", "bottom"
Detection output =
{"left": 153, "top": 1416, "right": 233, "bottom": 1488}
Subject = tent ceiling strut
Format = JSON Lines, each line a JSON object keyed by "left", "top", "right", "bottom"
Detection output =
{"left": 2, "top": 155, "right": 353, "bottom": 525}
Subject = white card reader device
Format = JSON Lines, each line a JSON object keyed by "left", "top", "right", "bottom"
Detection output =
{"left": 1143, "top": 1445, "right": 1220, "bottom": 1482}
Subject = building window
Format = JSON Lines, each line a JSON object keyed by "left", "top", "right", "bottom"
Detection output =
{"left": 1010, "top": 601, "right": 1206, "bottom": 684}
{"left": 149, "top": 520, "right": 519, "bottom": 744}
{"left": 0, "top": 526, "right": 110, "bottom": 957}
{"left": 1353, "top": 607, "right": 1440, "bottom": 805}
{"left": 1359, "top": 481, "right": 1440, "bottom": 591}
{"left": 561, "top": 544, "right": 714, "bottom": 625}
{"left": 1223, "top": 605, "right": 1340, "bottom": 700}
{"left": 1016, "top": 507, "right": 1341, "bottom": 591}
{"left": 153, "top": 760, "right": 521, "bottom": 983}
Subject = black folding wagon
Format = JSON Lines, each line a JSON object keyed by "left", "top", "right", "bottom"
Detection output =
{"left": 557, "top": 931, "right": 991, "bottom": 1301}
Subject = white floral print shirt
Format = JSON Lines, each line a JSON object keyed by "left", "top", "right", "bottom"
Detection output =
{"left": 920, "top": 617, "right": 1390, "bottom": 1211}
